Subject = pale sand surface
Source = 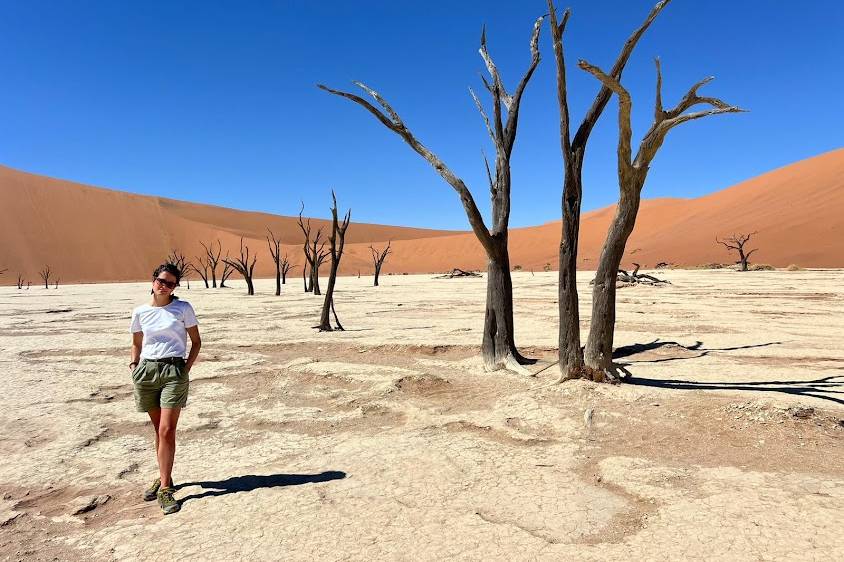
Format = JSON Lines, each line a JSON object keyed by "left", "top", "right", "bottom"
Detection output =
{"left": 1, "top": 270, "right": 842, "bottom": 560}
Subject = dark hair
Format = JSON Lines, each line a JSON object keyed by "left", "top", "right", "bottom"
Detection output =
{"left": 153, "top": 263, "right": 182, "bottom": 283}
{"left": 151, "top": 263, "right": 181, "bottom": 299}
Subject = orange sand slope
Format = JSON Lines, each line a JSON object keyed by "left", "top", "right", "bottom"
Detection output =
{"left": 0, "top": 148, "right": 842, "bottom": 283}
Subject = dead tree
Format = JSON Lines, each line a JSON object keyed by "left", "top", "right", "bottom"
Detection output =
{"left": 280, "top": 254, "right": 294, "bottom": 285}
{"left": 548, "top": 0, "right": 671, "bottom": 381}
{"left": 580, "top": 56, "right": 743, "bottom": 379}
{"left": 16, "top": 274, "right": 24, "bottom": 290}
{"left": 200, "top": 240, "right": 223, "bottom": 288}
{"left": 54, "top": 278, "right": 60, "bottom": 289}
{"left": 297, "top": 204, "right": 329, "bottom": 295}
{"left": 219, "top": 260, "right": 234, "bottom": 288}
{"left": 435, "top": 269, "right": 483, "bottom": 279}
{"left": 716, "top": 232, "right": 758, "bottom": 271}
{"left": 193, "top": 253, "right": 211, "bottom": 288}
{"left": 266, "top": 228, "right": 284, "bottom": 296}
{"left": 166, "top": 249, "right": 192, "bottom": 280}
{"left": 223, "top": 238, "right": 257, "bottom": 295}
{"left": 39, "top": 265, "right": 51, "bottom": 289}
{"left": 317, "top": 192, "right": 351, "bottom": 331}
{"left": 370, "top": 241, "right": 392, "bottom": 286}
{"left": 0, "top": 268, "right": 6, "bottom": 277}
{"left": 320, "top": 15, "right": 545, "bottom": 373}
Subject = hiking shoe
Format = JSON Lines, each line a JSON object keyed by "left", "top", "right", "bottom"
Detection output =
{"left": 143, "top": 477, "right": 176, "bottom": 501}
{"left": 143, "top": 478, "right": 161, "bottom": 502}
{"left": 157, "top": 486, "right": 180, "bottom": 515}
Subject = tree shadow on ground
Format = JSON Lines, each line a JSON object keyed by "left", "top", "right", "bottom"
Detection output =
{"left": 613, "top": 339, "right": 844, "bottom": 406}
{"left": 613, "top": 338, "right": 783, "bottom": 363}
{"left": 177, "top": 471, "right": 347, "bottom": 504}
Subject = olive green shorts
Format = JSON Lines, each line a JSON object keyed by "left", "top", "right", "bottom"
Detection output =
{"left": 132, "top": 359, "right": 189, "bottom": 412}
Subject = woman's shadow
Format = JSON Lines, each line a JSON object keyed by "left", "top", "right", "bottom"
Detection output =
{"left": 176, "top": 471, "right": 346, "bottom": 504}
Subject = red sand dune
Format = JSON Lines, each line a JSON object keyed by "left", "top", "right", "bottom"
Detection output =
{"left": 1, "top": 148, "right": 842, "bottom": 283}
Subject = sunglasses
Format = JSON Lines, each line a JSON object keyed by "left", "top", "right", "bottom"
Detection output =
{"left": 154, "top": 277, "right": 178, "bottom": 289}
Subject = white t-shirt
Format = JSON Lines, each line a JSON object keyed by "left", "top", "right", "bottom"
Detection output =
{"left": 130, "top": 299, "right": 198, "bottom": 360}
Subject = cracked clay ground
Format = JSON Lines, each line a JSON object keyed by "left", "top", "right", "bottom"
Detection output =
{"left": 1, "top": 270, "right": 842, "bottom": 561}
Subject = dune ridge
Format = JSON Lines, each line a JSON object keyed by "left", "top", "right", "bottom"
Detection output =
{"left": 1, "top": 148, "right": 842, "bottom": 283}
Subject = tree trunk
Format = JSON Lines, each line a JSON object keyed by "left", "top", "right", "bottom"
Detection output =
{"left": 374, "top": 265, "right": 381, "bottom": 287}
{"left": 312, "top": 264, "right": 322, "bottom": 295}
{"left": 302, "top": 265, "right": 308, "bottom": 292}
{"left": 246, "top": 277, "right": 255, "bottom": 296}
{"left": 584, "top": 189, "right": 641, "bottom": 375}
{"left": 558, "top": 156, "right": 586, "bottom": 379}
{"left": 318, "top": 261, "right": 339, "bottom": 330}
{"left": 481, "top": 238, "right": 529, "bottom": 372}
{"left": 739, "top": 252, "right": 748, "bottom": 271}
{"left": 275, "top": 268, "right": 281, "bottom": 296}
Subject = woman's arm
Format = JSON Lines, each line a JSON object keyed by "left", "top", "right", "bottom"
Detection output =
{"left": 130, "top": 332, "right": 143, "bottom": 372}
{"left": 185, "top": 325, "right": 201, "bottom": 374}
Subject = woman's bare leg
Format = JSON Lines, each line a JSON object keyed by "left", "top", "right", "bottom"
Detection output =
{"left": 157, "top": 407, "right": 181, "bottom": 488}
{"left": 147, "top": 408, "right": 161, "bottom": 455}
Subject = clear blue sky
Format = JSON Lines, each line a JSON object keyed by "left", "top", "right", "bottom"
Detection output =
{"left": 1, "top": 1, "right": 841, "bottom": 230}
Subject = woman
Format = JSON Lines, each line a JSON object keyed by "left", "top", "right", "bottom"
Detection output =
{"left": 129, "top": 263, "right": 201, "bottom": 515}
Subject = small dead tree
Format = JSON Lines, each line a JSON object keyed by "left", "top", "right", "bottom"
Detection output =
{"left": 54, "top": 278, "right": 60, "bottom": 289}
{"left": 297, "top": 204, "right": 329, "bottom": 295}
{"left": 166, "top": 249, "right": 192, "bottom": 280}
{"left": 316, "top": 192, "right": 351, "bottom": 331}
{"left": 223, "top": 238, "right": 257, "bottom": 295}
{"left": 370, "top": 241, "right": 392, "bottom": 286}
{"left": 266, "top": 228, "right": 284, "bottom": 296}
{"left": 716, "top": 232, "right": 758, "bottom": 271}
{"left": 193, "top": 253, "right": 211, "bottom": 288}
{"left": 548, "top": 0, "right": 671, "bottom": 381}
{"left": 320, "top": 15, "right": 545, "bottom": 373}
{"left": 39, "top": 265, "right": 52, "bottom": 289}
{"left": 16, "top": 273, "right": 24, "bottom": 289}
{"left": 580, "top": 56, "right": 743, "bottom": 378}
{"left": 219, "top": 261, "right": 234, "bottom": 288}
{"left": 280, "top": 254, "right": 294, "bottom": 285}
{"left": 200, "top": 240, "right": 223, "bottom": 288}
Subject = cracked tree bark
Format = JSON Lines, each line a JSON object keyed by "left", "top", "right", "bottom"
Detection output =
{"left": 580, "top": 57, "right": 744, "bottom": 379}
{"left": 319, "top": 15, "right": 544, "bottom": 373}
{"left": 547, "top": 0, "right": 672, "bottom": 381}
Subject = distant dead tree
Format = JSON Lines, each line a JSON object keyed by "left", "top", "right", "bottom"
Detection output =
{"left": 716, "top": 232, "right": 758, "bottom": 272}
{"left": 54, "top": 278, "right": 60, "bottom": 289}
{"left": 223, "top": 238, "right": 257, "bottom": 295}
{"left": 219, "top": 259, "right": 234, "bottom": 288}
{"left": 266, "top": 228, "right": 283, "bottom": 296}
{"left": 200, "top": 240, "right": 223, "bottom": 288}
{"left": 166, "top": 249, "right": 192, "bottom": 280}
{"left": 316, "top": 192, "right": 351, "bottom": 331}
{"left": 297, "top": 204, "right": 329, "bottom": 295}
{"left": 39, "top": 265, "right": 52, "bottom": 289}
{"left": 0, "top": 268, "right": 6, "bottom": 277}
{"left": 369, "top": 241, "right": 392, "bottom": 286}
{"left": 320, "top": 15, "right": 544, "bottom": 373}
{"left": 266, "top": 228, "right": 294, "bottom": 295}
{"left": 16, "top": 274, "right": 24, "bottom": 289}
{"left": 579, "top": 54, "right": 743, "bottom": 379}
{"left": 280, "top": 254, "right": 294, "bottom": 285}
{"left": 548, "top": 0, "right": 671, "bottom": 381}
{"left": 193, "top": 253, "right": 211, "bottom": 288}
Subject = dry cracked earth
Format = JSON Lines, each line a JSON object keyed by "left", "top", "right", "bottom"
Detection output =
{"left": 0, "top": 270, "right": 842, "bottom": 560}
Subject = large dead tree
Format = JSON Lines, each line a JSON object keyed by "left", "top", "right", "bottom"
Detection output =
{"left": 39, "top": 265, "right": 51, "bottom": 289}
{"left": 200, "top": 240, "right": 223, "bottom": 288}
{"left": 580, "top": 57, "right": 743, "bottom": 379}
{"left": 320, "top": 16, "right": 544, "bottom": 373}
{"left": 370, "top": 242, "right": 392, "bottom": 287}
{"left": 716, "top": 232, "right": 758, "bottom": 271}
{"left": 548, "top": 0, "right": 671, "bottom": 381}
{"left": 317, "top": 192, "right": 352, "bottom": 331}
{"left": 222, "top": 238, "right": 257, "bottom": 295}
